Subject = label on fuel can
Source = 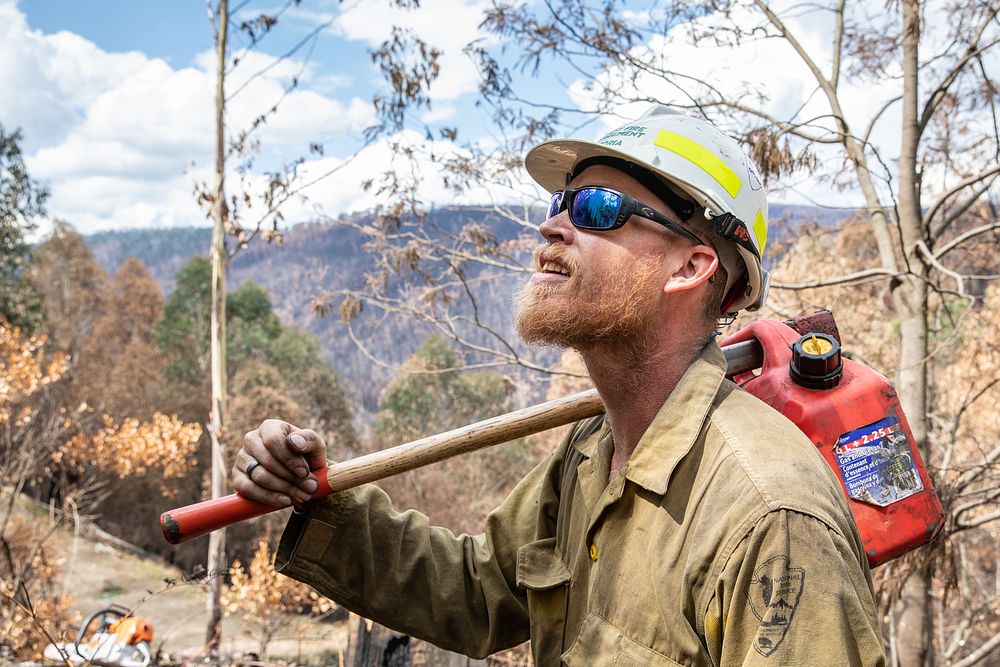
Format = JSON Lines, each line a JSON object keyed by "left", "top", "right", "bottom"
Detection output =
{"left": 833, "top": 417, "right": 923, "bottom": 507}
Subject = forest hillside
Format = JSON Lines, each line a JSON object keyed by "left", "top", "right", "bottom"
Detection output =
{"left": 84, "top": 204, "right": 844, "bottom": 412}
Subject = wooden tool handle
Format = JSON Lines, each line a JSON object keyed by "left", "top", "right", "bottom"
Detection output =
{"left": 161, "top": 340, "right": 774, "bottom": 544}
{"left": 160, "top": 389, "right": 605, "bottom": 544}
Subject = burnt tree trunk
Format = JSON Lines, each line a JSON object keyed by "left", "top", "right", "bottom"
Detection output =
{"left": 345, "top": 613, "right": 489, "bottom": 667}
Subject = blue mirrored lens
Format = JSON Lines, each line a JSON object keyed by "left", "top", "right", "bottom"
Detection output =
{"left": 572, "top": 188, "right": 621, "bottom": 229}
{"left": 547, "top": 192, "right": 564, "bottom": 219}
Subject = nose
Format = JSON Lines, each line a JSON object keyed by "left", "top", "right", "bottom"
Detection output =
{"left": 538, "top": 210, "right": 576, "bottom": 245}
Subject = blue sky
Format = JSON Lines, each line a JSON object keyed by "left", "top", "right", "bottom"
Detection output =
{"left": 6, "top": 0, "right": 535, "bottom": 233}
{"left": 5, "top": 0, "right": 948, "bottom": 235}
{"left": 22, "top": 1, "right": 208, "bottom": 68}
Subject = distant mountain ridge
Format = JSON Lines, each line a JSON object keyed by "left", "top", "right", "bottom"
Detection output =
{"left": 86, "top": 207, "right": 537, "bottom": 411}
{"left": 84, "top": 204, "right": 848, "bottom": 410}
{"left": 84, "top": 203, "right": 847, "bottom": 293}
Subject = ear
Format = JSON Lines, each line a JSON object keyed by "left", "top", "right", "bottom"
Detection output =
{"left": 662, "top": 244, "right": 719, "bottom": 296}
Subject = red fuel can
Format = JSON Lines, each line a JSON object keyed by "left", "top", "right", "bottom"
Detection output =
{"left": 722, "top": 319, "right": 944, "bottom": 567}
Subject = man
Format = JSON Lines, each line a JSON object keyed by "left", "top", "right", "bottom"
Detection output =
{"left": 232, "top": 106, "right": 886, "bottom": 665}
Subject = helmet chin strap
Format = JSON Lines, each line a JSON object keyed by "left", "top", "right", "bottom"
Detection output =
{"left": 719, "top": 273, "right": 749, "bottom": 316}
{"left": 710, "top": 212, "right": 760, "bottom": 260}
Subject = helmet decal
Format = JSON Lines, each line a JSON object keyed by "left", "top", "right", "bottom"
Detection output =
{"left": 653, "top": 130, "right": 743, "bottom": 198}
{"left": 747, "top": 159, "right": 764, "bottom": 191}
{"left": 754, "top": 209, "right": 768, "bottom": 253}
{"left": 599, "top": 125, "right": 649, "bottom": 145}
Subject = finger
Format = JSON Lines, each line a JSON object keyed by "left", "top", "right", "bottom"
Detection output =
{"left": 243, "top": 423, "right": 307, "bottom": 485}
{"left": 232, "top": 467, "right": 294, "bottom": 507}
{"left": 246, "top": 463, "right": 315, "bottom": 504}
{"left": 232, "top": 448, "right": 295, "bottom": 491}
{"left": 232, "top": 447, "right": 315, "bottom": 506}
{"left": 287, "top": 428, "right": 328, "bottom": 472}
{"left": 257, "top": 419, "right": 314, "bottom": 480}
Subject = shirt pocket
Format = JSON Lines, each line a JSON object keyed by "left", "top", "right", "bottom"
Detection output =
{"left": 561, "top": 613, "right": 684, "bottom": 667}
{"left": 516, "top": 537, "right": 571, "bottom": 666}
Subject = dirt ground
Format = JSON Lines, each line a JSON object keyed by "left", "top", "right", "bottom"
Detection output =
{"left": 10, "top": 494, "right": 348, "bottom": 664}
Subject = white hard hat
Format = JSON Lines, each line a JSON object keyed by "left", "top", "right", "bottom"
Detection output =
{"left": 525, "top": 105, "right": 769, "bottom": 315}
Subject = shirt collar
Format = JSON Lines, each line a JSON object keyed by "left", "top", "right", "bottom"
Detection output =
{"left": 572, "top": 418, "right": 609, "bottom": 460}
{"left": 623, "top": 338, "right": 727, "bottom": 495}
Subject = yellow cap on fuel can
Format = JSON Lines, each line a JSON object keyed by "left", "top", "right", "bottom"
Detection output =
{"left": 790, "top": 333, "right": 843, "bottom": 390}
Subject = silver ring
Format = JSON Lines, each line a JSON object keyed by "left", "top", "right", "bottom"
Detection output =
{"left": 245, "top": 458, "right": 262, "bottom": 481}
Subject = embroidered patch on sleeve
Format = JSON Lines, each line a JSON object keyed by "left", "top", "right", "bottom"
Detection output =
{"left": 743, "top": 555, "right": 805, "bottom": 657}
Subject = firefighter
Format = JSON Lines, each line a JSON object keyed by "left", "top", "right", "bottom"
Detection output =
{"left": 233, "top": 106, "right": 886, "bottom": 665}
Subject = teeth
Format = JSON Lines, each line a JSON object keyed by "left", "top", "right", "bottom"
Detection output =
{"left": 541, "top": 260, "right": 569, "bottom": 276}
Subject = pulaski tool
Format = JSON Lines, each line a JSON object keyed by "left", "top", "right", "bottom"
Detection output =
{"left": 161, "top": 311, "right": 943, "bottom": 566}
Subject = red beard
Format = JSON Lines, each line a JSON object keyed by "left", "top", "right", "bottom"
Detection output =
{"left": 514, "top": 245, "right": 664, "bottom": 353}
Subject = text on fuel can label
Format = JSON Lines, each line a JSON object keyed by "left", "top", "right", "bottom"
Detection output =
{"left": 834, "top": 416, "right": 923, "bottom": 508}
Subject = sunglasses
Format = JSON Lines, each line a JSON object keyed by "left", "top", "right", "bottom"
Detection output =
{"left": 547, "top": 186, "right": 702, "bottom": 245}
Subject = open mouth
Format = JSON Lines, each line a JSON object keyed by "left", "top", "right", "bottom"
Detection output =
{"left": 539, "top": 259, "right": 571, "bottom": 277}
{"left": 535, "top": 246, "right": 574, "bottom": 277}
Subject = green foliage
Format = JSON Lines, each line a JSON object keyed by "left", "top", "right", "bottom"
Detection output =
{"left": 227, "top": 282, "right": 283, "bottom": 368}
{"left": 155, "top": 257, "right": 212, "bottom": 385}
{"left": 154, "top": 256, "right": 357, "bottom": 450}
{"left": 0, "top": 126, "right": 48, "bottom": 331}
{"left": 265, "top": 328, "right": 357, "bottom": 447}
{"left": 375, "top": 335, "right": 511, "bottom": 442}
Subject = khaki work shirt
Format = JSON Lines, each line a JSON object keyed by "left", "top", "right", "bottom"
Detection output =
{"left": 276, "top": 341, "right": 886, "bottom": 665}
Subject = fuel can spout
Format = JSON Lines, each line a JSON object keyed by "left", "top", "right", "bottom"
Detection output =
{"left": 723, "top": 320, "right": 944, "bottom": 567}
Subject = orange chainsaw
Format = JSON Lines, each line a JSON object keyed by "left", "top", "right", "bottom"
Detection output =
{"left": 43, "top": 605, "right": 153, "bottom": 667}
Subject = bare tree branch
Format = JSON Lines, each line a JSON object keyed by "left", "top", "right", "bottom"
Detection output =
{"left": 955, "top": 508, "right": 1000, "bottom": 530}
{"left": 0, "top": 584, "right": 73, "bottom": 667}
{"left": 917, "top": 241, "right": 967, "bottom": 296}
{"left": 753, "top": 0, "right": 834, "bottom": 99}
{"left": 951, "top": 487, "right": 1000, "bottom": 521}
{"left": 954, "top": 443, "right": 1000, "bottom": 494}
{"left": 863, "top": 95, "right": 903, "bottom": 146}
{"left": 939, "top": 376, "right": 1000, "bottom": 477}
{"left": 228, "top": 0, "right": 298, "bottom": 58}
{"left": 831, "top": 0, "right": 845, "bottom": 89}
{"left": 934, "top": 221, "right": 1000, "bottom": 260}
{"left": 771, "top": 267, "right": 897, "bottom": 290}
{"left": 918, "top": 3, "right": 1000, "bottom": 134}
{"left": 227, "top": 18, "right": 334, "bottom": 101}
{"left": 702, "top": 101, "right": 844, "bottom": 144}
{"left": 923, "top": 164, "right": 1000, "bottom": 231}
{"left": 950, "top": 627, "right": 1000, "bottom": 667}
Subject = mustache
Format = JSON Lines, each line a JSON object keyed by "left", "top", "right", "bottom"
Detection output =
{"left": 531, "top": 244, "right": 579, "bottom": 275}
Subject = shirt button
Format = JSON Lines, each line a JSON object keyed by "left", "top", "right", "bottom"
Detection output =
{"left": 589, "top": 544, "right": 598, "bottom": 561}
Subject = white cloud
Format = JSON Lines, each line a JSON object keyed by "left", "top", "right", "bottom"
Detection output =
{"left": 312, "top": 72, "right": 353, "bottom": 94}
{"left": 0, "top": 1, "right": 149, "bottom": 147}
{"left": 0, "top": 0, "right": 388, "bottom": 234}
{"left": 0, "top": 0, "right": 526, "bottom": 235}
{"left": 18, "top": 0, "right": 989, "bottom": 238}
{"left": 295, "top": 0, "right": 493, "bottom": 104}
{"left": 421, "top": 104, "right": 457, "bottom": 124}
{"left": 563, "top": 0, "right": 999, "bottom": 209}
{"left": 232, "top": 128, "right": 541, "bottom": 229}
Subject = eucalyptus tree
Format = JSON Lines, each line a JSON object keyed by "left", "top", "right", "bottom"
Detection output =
{"left": 0, "top": 126, "right": 47, "bottom": 332}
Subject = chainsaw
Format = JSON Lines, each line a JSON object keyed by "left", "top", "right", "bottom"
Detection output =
{"left": 43, "top": 605, "right": 153, "bottom": 667}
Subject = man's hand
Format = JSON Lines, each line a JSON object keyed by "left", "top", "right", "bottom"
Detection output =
{"left": 233, "top": 419, "right": 328, "bottom": 507}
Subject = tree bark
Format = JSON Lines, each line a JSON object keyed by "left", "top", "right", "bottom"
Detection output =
{"left": 894, "top": 1, "right": 933, "bottom": 665}
{"left": 346, "top": 613, "right": 411, "bottom": 667}
{"left": 205, "top": 0, "right": 229, "bottom": 659}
